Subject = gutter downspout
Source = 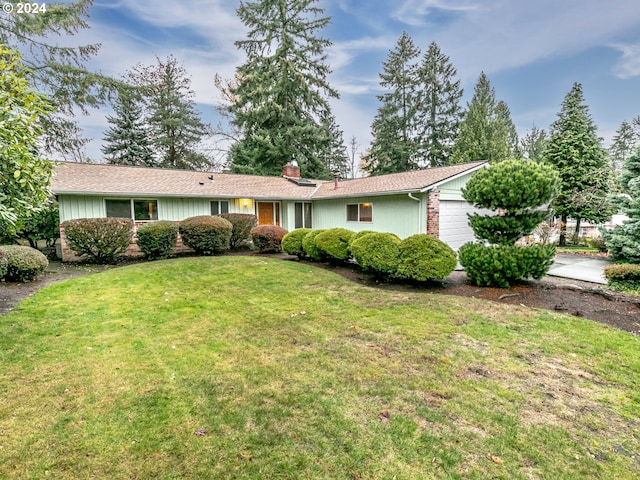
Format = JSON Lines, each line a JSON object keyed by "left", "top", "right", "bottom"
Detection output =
{"left": 408, "top": 193, "right": 422, "bottom": 235}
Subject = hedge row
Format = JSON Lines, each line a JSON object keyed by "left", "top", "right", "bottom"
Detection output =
{"left": 282, "top": 228, "right": 456, "bottom": 282}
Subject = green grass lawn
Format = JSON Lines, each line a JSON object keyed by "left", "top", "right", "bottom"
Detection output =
{"left": 1, "top": 256, "right": 639, "bottom": 479}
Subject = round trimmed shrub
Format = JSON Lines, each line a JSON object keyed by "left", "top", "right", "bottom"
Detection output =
{"left": 62, "top": 217, "right": 134, "bottom": 264}
{"left": 0, "top": 250, "right": 8, "bottom": 280}
{"left": 348, "top": 230, "right": 376, "bottom": 248}
{"left": 302, "top": 229, "right": 327, "bottom": 261}
{"left": 0, "top": 245, "right": 48, "bottom": 282}
{"left": 281, "top": 228, "right": 311, "bottom": 259}
{"left": 179, "top": 215, "right": 233, "bottom": 255}
{"left": 219, "top": 213, "right": 257, "bottom": 249}
{"left": 459, "top": 242, "right": 556, "bottom": 288}
{"left": 396, "top": 234, "right": 457, "bottom": 281}
{"left": 315, "top": 228, "right": 354, "bottom": 262}
{"left": 250, "top": 225, "right": 289, "bottom": 253}
{"left": 136, "top": 221, "right": 178, "bottom": 260}
{"left": 351, "top": 232, "right": 400, "bottom": 278}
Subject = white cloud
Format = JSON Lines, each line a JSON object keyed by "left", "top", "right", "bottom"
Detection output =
{"left": 392, "top": 0, "right": 479, "bottom": 26}
{"left": 611, "top": 43, "right": 640, "bottom": 79}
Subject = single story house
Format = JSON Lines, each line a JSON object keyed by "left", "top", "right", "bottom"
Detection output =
{"left": 51, "top": 160, "right": 488, "bottom": 261}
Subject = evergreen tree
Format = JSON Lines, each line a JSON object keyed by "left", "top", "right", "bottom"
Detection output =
{"left": 320, "top": 111, "right": 349, "bottom": 178}
{"left": 495, "top": 100, "right": 521, "bottom": 158}
{"left": 415, "top": 41, "right": 463, "bottom": 167}
{"left": 609, "top": 120, "right": 640, "bottom": 173}
{"left": 603, "top": 148, "right": 640, "bottom": 263}
{"left": 450, "top": 72, "right": 512, "bottom": 164}
{"left": 101, "top": 90, "right": 154, "bottom": 166}
{"left": 543, "top": 82, "right": 614, "bottom": 245}
{"left": 228, "top": 0, "right": 341, "bottom": 179}
{"left": 129, "top": 56, "right": 211, "bottom": 170}
{"left": 363, "top": 32, "right": 420, "bottom": 175}
{"left": 520, "top": 125, "right": 548, "bottom": 162}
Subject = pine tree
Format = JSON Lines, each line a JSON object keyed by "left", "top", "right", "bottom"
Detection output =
{"left": 319, "top": 111, "right": 349, "bottom": 178}
{"left": 415, "top": 41, "right": 463, "bottom": 167}
{"left": 450, "top": 72, "right": 512, "bottom": 164}
{"left": 520, "top": 125, "right": 548, "bottom": 162}
{"left": 363, "top": 32, "right": 421, "bottom": 175}
{"left": 228, "top": 0, "right": 341, "bottom": 179}
{"left": 609, "top": 120, "right": 640, "bottom": 173}
{"left": 543, "top": 82, "right": 614, "bottom": 245}
{"left": 101, "top": 90, "right": 154, "bottom": 166}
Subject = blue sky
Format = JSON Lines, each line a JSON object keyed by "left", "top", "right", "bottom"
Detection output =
{"left": 66, "top": 0, "right": 640, "bottom": 167}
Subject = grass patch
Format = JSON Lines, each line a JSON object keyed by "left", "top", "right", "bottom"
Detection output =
{"left": 1, "top": 256, "right": 639, "bottom": 479}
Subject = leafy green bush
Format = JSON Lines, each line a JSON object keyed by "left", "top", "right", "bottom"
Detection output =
{"left": 459, "top": 243, "right": 556, "bottom": 288}
{"left": 314, "top": 228, "right": 354, "bottom": 262}
{"left": 281, "top": 228, "right": 311, "bottom": 259}
{"left": 350, "top": 232, "right": 400, "bottom": 278}
{"left": 16, "top": 201, "right": 60, "bottom": 250}
{"left": 588, "top": 235, "right": 607, "bottom": 252}
{"left": 302, "top": 230, "right": 328, "bottom": 261}
{"left": 0, "top": 250, "right": 7, "bottom": 280}
{"left": 348, "top": 230, "right": 376, "bottom": 248}
{"left": 604, "top": 263, "right": 640, "bottom": 293}
{"left": 250, "top": 225, "right": 289, "bottom": 253}
{"left": 179, "top": 215, "right": 233, "bottom": 255}
{"left": 62, "top": 218, "right": 134, "bottom": 264}
{"left": 219, "top": 213, "right": 257, "bottom": 249}
{"left": 0, "top": 245, "right": 48, "bottom": 282}
{"left": 136, "top": 221, "right": 178, "bottom": 260}
{"left": 396, "top": 234, "right": 457, "bottom": 281}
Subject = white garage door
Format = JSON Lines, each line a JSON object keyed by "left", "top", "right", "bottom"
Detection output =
{"left": 438, "top": 200, "right": 478, "bottom": 250}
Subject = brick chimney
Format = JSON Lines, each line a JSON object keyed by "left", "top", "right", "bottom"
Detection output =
{"left": 333, "top": 172, "right": 339, "bottom": 190}
{"left": 282, "top": 160, "right": 300, "bottom": 178}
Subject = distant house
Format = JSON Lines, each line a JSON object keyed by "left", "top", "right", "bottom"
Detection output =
{"left": 51, "top": 160, "right": 488, "bottom": 261}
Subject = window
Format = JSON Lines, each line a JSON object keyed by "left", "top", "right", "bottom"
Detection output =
{"left": 295, "top": 202, "right": 312, "bottom": 228}
{"left": 211, "top": 200, "right": 230, "bottom": 215}
{"left": 105, "top": 199, "right": 132, "bottom": 218}
{"left": 134, "top": 200, "right": 158, "bottom": 221}
{"left": 106, "top": 199, "right": 158, "bottom": 221}
{"left": 347, "top": 203, "right": 373, "bottom": 223}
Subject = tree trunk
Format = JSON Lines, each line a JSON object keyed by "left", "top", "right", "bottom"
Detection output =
{"left": 573, "top": 218, "right": 582, "bottom": 245}
{"left": 559, "top": 214, "right": 568, "bottom": 246}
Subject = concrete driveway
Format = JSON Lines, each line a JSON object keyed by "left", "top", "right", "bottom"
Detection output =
{"left": 547, "top": 253, "right": 611, "bottom": 284}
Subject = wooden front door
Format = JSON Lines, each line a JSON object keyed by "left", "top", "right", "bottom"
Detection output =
{"left": 257, "top": 202, "right": 280, "bottom": 226}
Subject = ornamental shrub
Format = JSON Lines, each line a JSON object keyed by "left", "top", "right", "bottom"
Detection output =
{"left": 179, "top": 215, "right": 232, "bottom": 255}
{"left": 315, "top": 228, "right": 354, "bottom": 262}
{"left": 250, "top": 225, "right": 289, "bottom": 253}
{"left": 604, "top": 263, "right": 640, "bottom": 293}
{"left": 136, "top": 221, "right": 178, "bottom": 260}
{"left": 0, "top": 245, "right": 48, "bottom": 282}
{"left": 281, "top": 228, "right": 311, "bottom": 259}
{"left": 17, "top": 201, "right": 60, "bottom": 250}
{"left": 396, "top": 234, "right": 457, "bottom": 281}
{"left": 350, "top": 232, "right": 400, "bottom": 278}
{"left": 302, "top": 229, "right": 328, "bottom": 261}
{"left": 459, "top": 243, "right": 556, "bottom": 288}
{"left": 219, "top": 213, "right": 257, "bottom": 249}
{"left": 0, "top": 250, "right": 7, "bottom": 280}
{"left": 62, "top": 218, "right": 133, "bottom": 264}
{"left": 348, "top": 230, "right": 376, "bottom": 248}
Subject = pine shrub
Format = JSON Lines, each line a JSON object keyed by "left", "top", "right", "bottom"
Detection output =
{"left": 396, "top": 234, "right": 457, "bottom": 282}
{"left": 314, "top": 228, "right": 354, "bottom": 262}
{"left": 136, "top": 221, "right": 178, "bottom": 260}
{"left": 219, "top": 213, "right": 257, "bottom": 249}
{"left": 302, "top": 229, "right": 328, "bottom": 261}
{"left": 0, "top": 245, "right": 48, "bottom": 282}
{"left": 348, "top": 230, "right": 376, "bottom": 248}
{"left": 350, "top": 232, "right": 400, "bottom": 278}
{"left": 179, "top": 215, "right": 232, "bottom": 255}
{"left": 604, "top": 263, "right": 640, "bottom": 293}
{"left": 281, "top": 228, "right": 311, "bottom": 259}
{"left": 62, "top": 218, "right": 134, "bottom": 264}
{"left": 250, "top": 225, "right": 288, "bottom": 253}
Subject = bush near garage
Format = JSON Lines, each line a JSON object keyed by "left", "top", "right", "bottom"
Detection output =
{"left": 396, "top": 234, "right": 457, "bottom": 282}
{"left": 0, "top": 245, "right": 48, "bottom": 282}
{"left": 350, "top": 232, "right": 401, "bottom": 279}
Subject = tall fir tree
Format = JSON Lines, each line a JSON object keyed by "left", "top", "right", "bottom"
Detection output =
{"left": 450, "top": 72, "right": 513, "bottom": 164}
{"left": 228, "top": 0, "right": 341, "bottom": 179}
{"left": 519, "top": 125, "right": 548, "bottom": 162}
{"left": 415, "top": 41, "right": 463, "bottom": 167}
{"left": 364, "top": 32, "right": 421, "bottom": 175}
{"left": 543, "top": 82, "right": 614, "bottom": 245}
{"left": 609, "top": 119, "right": 640, "bottom": 173}
{"left": 101, "top": 89, "right": 154, "bottom": 166}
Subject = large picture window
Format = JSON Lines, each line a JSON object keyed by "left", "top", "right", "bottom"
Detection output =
{"left": 211, "top": 200, "right": 230, "bottom": 215}
{"left": 346, "top": 203, "right": 373, "bottom": 223}
{"left": 105, "top": 199, "right": 132, "bottom": 218}
{"left": 105, "top": 199, "right": 158, "bottom": 221}
{"left": 134, "top": 200, "right": 158, "bottom": 221}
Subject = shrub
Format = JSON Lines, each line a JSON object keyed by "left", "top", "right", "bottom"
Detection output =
{"left": 16, "top": 201, "right": 60, "bottom": 249}
{"left": 250, "top": 225, "right": 289, "bottom": 253}
{"left": 315, "top": 228, "right": 354, "bottom": 262}
{"left": 588, "top": 235, "right": 607, "bottom": 252}
{"left": 396, "top": 234, "right": 457, "bottom": 282}
{"left": 62, "top": 218, "right": 133, "bottom": 264}
{"left": 0, "top": 245, "right": 48, "bottom": 282}
{"left": 459, "top": 242, "right": 556, "bottom": 288}
{"left": 302, "top": 229, "right": 327, "bottom": 261}
{"left": 604, "top": 263, "right": 640, "bottom": 293}
{"left": 348, "top": 230, "right": 376, "bottom": 248}
{"left": 281, "top": 228, "right": 312, "bottom": 259}
{"left": 179, "top": 215, "right": 233, "bottom": 255}
{"left": 219, "top": 213, "right": 257, "bottom": 249}
{"left": 136, "top": 221, "right": 178, "bottom": 260}
{"left": 0, "top": 250, "right": 7, "bottom": 280}
{"left": 351, "top": 232, "right": 400, "bottom": 278}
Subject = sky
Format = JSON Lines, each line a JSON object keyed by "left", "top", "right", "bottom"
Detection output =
{"left": 54, "top": 0, "right": 640, "bottom": 168}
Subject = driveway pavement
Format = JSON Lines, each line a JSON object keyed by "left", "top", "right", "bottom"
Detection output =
{"left": 547, "top": 253, "right": 611, "bottom": 284}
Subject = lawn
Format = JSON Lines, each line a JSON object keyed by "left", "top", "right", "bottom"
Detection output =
{"left": 1, "top": 256, "right": 639, "bottom": 479}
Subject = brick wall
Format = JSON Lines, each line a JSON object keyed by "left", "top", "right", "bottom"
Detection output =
{"left": 426, "top": 189, "right": 440, "bottom": 238}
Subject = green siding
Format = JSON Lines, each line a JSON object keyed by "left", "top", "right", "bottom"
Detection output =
{"left": 439, "top": 171, "right": 475, "bottom": 201}
{"left": 313, "top": 194, "right": 426, "bottom": 239}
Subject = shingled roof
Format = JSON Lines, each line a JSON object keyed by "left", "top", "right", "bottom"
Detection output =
{"left": 51, "top": 161, "right": 487, "bottom": 199}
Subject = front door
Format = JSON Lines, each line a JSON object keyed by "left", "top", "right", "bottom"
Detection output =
{"left": 257, "top": 202, "right": 280, "bottom": 226}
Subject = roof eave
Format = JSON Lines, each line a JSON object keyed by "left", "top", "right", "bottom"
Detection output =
{"left": 419, "top": 162, "right": 489, "bottom": 193}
